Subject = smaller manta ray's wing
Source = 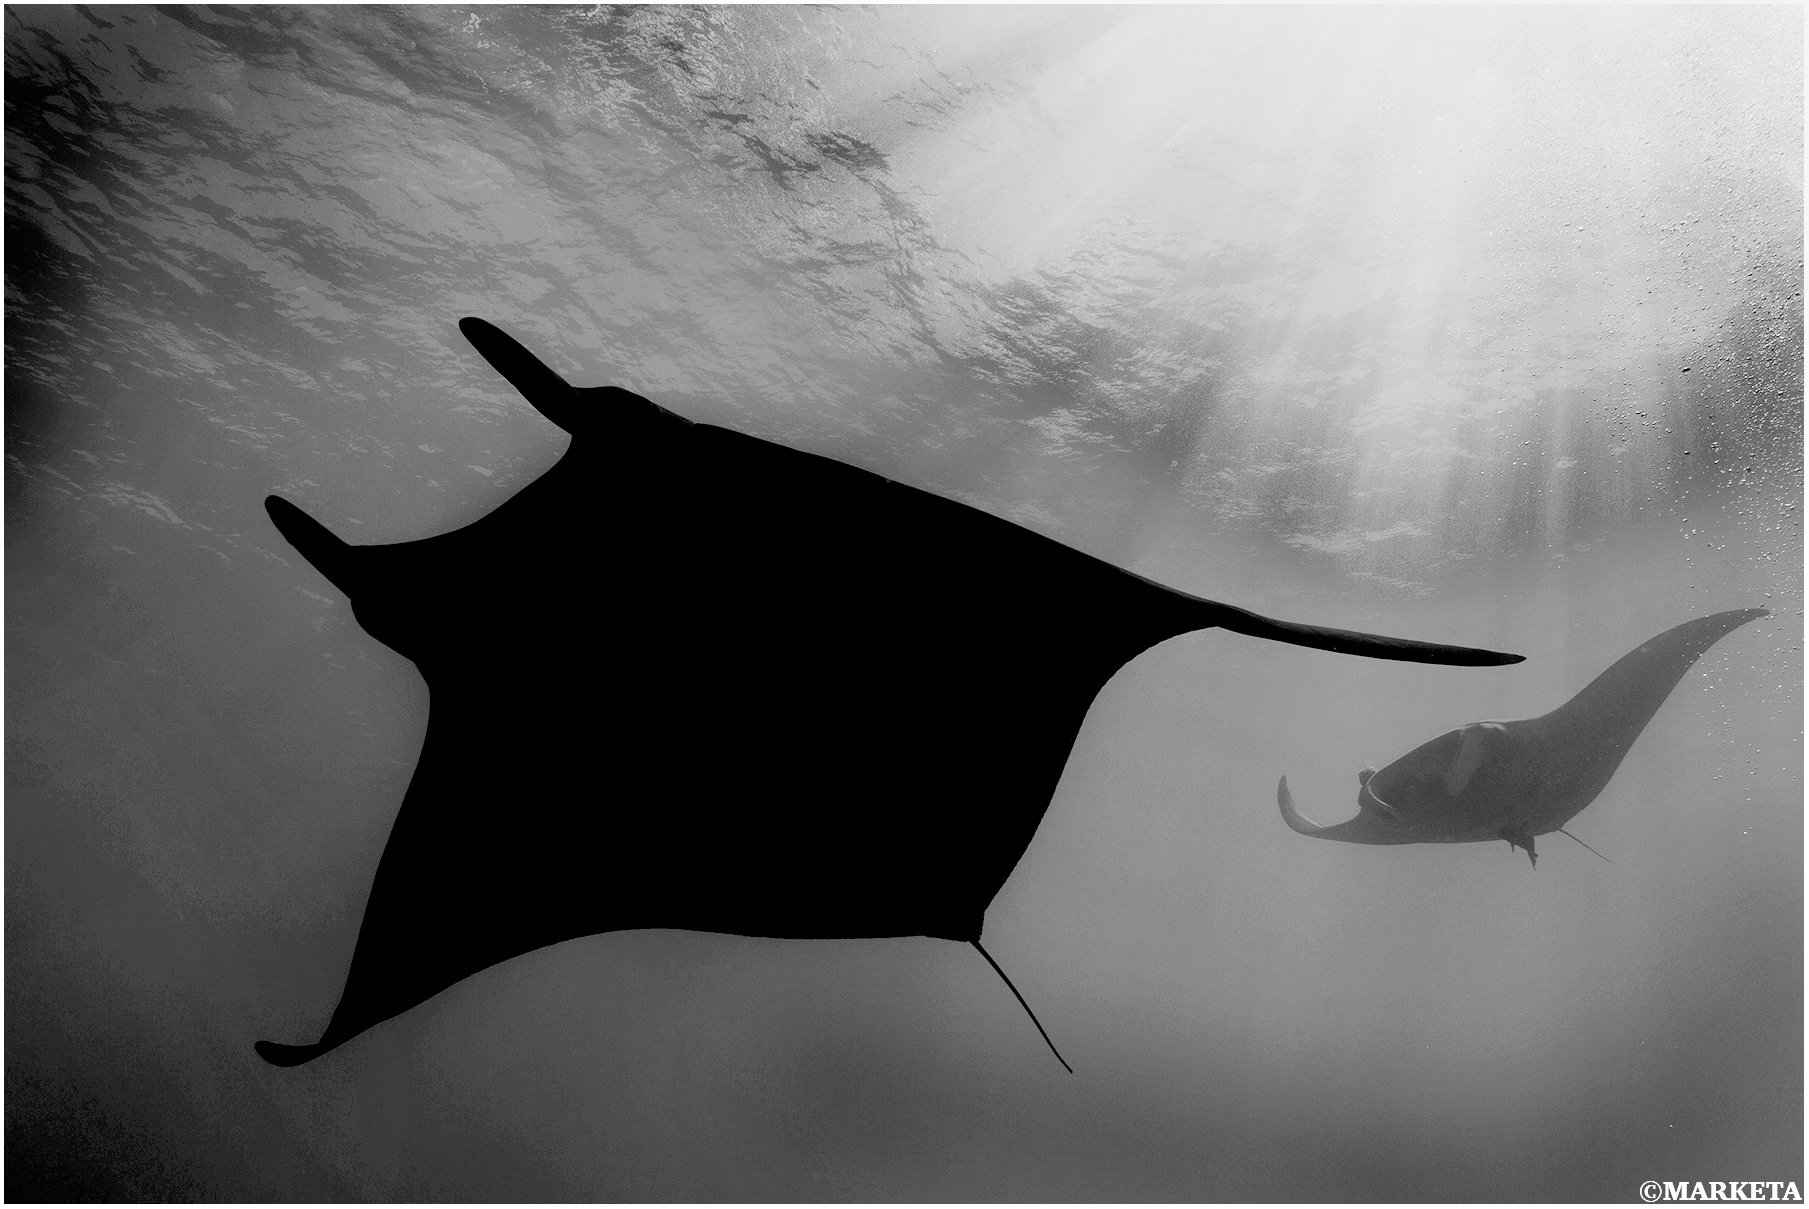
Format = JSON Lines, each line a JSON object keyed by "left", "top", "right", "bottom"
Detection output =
{"left": 1276, "top": 776, "right": 1329, "bottom": 835}
{"left": 1530, "top": 607, "right": 1770, "bottom": 804}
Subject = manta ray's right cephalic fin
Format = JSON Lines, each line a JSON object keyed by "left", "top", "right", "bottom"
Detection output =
{"left": 265, "top": 496, "right": 360, "bottom": 596}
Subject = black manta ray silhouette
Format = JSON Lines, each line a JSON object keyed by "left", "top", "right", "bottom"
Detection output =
{"left": 256, "top": 318, "right": 1524, "bottom": 1069}
{"left": 1277, "top": 608, "right": 1767, "bottom": 866}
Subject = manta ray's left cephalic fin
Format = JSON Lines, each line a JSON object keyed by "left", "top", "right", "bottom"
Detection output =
{"left": 265, "top": 496, "right": 361, "bottom": 596}
{"left": 457, "top": 317, "right": 583, "bottom": 434}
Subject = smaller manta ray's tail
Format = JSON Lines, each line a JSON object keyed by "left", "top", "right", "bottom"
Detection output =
{"left": 1558, "top": 827, "right": 1614, "bottom": 863}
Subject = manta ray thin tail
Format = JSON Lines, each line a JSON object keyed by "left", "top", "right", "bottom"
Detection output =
{"left": 970, "top": 940, "right": 1073, "bottom": 1074}
{"left": 1558, "top": 827, "right": 1615, "bottom": 864}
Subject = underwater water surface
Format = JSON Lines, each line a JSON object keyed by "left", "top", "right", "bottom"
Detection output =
{"left": 5, "top": 5, "right": 1801, "bottom": 1201}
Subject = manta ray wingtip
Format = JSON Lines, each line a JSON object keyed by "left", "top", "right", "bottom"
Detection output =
{"left": 254, "top": 1039, "right": 331, "bottom": 1068}
{"left": 1434, "top": 644, "right": 1523, "bottom": 666}
{"left": 1203, "top": 604, "right": 1526, "bottom": 666}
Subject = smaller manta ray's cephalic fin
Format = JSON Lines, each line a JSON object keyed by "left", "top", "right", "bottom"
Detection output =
{"left": 1355, "top": 766, "right": 1404, "bottom": 820}
{"left": 1362, "top": 783, "right": 1404, "bottom": 822}
{"left": 971, "top": 940, "right": 1072, "bottom": 1074}
{"left": 1558, "top": 827, "right": 1614, "bottom": 864}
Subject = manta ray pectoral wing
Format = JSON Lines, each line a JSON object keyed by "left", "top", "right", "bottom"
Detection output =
{"left": 253, "top": 1039, "right": 331, "bottom": 1068}
{"left": 264, "top": 496, "right": 359, "bottom": 596}
{"left": 1203, "top": 601, "right": 1523, "bottom": 667}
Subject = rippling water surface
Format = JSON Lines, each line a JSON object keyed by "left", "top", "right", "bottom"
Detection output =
{"left": 6, "top": 6, "right": 1801, "bottom": 1200}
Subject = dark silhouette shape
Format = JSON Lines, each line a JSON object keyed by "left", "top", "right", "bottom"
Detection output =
{"left": 257, "top": 317, "right": 1524, "bottom": 1068}
{"left": 971, "top": 939, "right": 1070, "bottom": 1073}
{"left": 1277, "top": 608, "right": 1766, "bottom": 866}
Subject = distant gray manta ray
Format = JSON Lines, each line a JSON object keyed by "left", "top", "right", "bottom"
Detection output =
{"left": 255, "top": 317, "right": 1526, "bottom": 1069}
{"left": 1277, "top": 608, "right": 1768, "bottom": 866}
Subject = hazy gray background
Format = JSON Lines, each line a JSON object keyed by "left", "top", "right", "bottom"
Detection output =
{"left": 6, "top": 5, "right": 1801, "bottom": 1201}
